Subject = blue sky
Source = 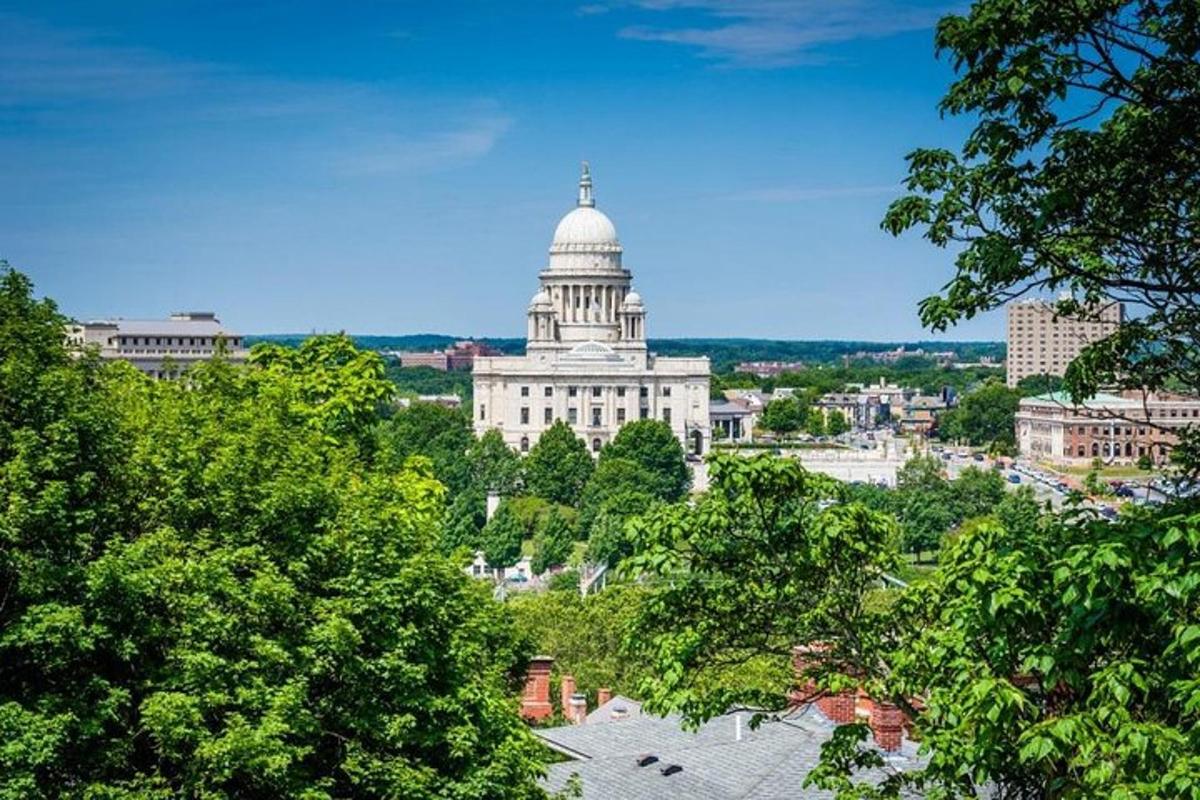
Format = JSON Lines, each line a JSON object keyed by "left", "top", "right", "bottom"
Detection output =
{"left": 0, "top": 0, "right": 1002, "bottom": 340}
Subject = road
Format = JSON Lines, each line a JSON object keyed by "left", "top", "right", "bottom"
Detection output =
{"left": 942, "top": 452, "right": 1069, "bottom": 510}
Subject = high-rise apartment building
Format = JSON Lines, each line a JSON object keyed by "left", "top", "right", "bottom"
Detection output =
{"left": 1005, "top": 299, "right": 1123, "bottom": 387}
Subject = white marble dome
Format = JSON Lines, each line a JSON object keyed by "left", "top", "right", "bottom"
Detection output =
{"left": 551, "top": 206, "right": 620, "bottom": 252}
{"left": 622, "top": 289, "right": 643, "bottom": 307}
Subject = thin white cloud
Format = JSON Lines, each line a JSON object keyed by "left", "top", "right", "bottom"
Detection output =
{"left": 0, "top": 13, "right": 512, "bottom": 177}
{"left": 0, "top": 13, "right": 211, "bottom": 103}
{"left": 607, "top": 0, "right": 955, "bottom": 67}
{"left": 334, "top": 115, "right": 514, "bottom": 176}
{"left": 728, "top": 184, "right": 900, "bottom": 203}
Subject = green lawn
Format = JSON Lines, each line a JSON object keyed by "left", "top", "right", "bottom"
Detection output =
{"left": 1039, "top": 461, "right": 1157, "bottom": 480}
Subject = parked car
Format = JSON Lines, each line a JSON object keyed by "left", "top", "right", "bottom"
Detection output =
{"left": 973, "top": 453, "right": 985, "bottom": 462}
{"left": 1007, "top": 474, "right": 1021, "bottom": 484}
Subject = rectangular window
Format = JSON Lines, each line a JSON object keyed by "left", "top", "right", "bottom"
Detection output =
{"left": 617, "top": 387, "right": 626, "bottom": 398}
{"left": 662, "top": 408, "right": 672, "bottom": 423}
{"left": 520, "top": 386, "right": 529, "bottom": 397}
{"left": 544, "top": 386, "right": 553, "bottom": 397}
{"left": 662, "top": 386, "right": 671, "bottom": 397}
{"left": 640, "top": 407, "right": 649, "bottom": 419}
{"left": 479, "top": 404, "right": 486, "bottom": 421}
{"left": 568, "top": 408, "right": 578, "bottom": 424}
{"left": 544, "top": 408, "right": 553, "bottom": 424}
{"left": 520, "top": 407, "right": 529, "bottom": 424}
{"left": 591, "top": 408, "right": 602, "bottom": 427}
{"left": 592, "top": 386, "right": 602, "bottom": 398}
{"left": 617, "top": 408, "right": 626, "bottom": 424}
{"left": 569, "top": 386, "right": 578, "bottom": 398}
{"left": 639, "top": 387, "right": 649, "bottom": 398}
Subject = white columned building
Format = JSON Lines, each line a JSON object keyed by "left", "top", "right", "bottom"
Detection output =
{"left": 472, "top": 163, "right": 711, "bottom": 456}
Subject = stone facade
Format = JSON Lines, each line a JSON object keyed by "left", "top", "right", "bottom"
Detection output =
{"left": 473, "top": 164, "right": 711, "bottom": 455}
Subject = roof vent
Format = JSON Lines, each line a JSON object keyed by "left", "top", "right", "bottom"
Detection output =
{"left": 660, "top": 764, "right": 683, "bottom": 777}
{"left": 636, "top": 755, "right": 658, "bottom": 768}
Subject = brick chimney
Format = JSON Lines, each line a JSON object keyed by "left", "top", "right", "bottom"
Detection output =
{"left": 597, "top": 687, "right": 612, "bottom": 708}
{"left": 568, "top": 692, "right": 588, "bottom": 725}
{"left": 520, "top": 656, "right": 554, "bottom": 721}
{"left": 560, "top": 674, "right": 576, "bottom": 716}
{"left": 867, "top": 698, "right": 905, "bottom": 752}
{"left": 791, "top": 644, "right": 856, "bottom": 724}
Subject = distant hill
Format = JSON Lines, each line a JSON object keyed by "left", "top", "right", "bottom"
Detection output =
{"left": 248, "top": 334, "right": 1004, "bottom": 373}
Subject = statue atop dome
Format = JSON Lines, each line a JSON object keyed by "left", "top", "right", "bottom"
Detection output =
{"left": 578, "top": 161, "right": 594, "bottom": 207}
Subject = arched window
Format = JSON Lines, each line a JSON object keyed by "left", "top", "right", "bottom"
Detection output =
{"left": 1092, "top": 442, "right": 1099, "bottom": 457}
{"left": 592, "top": 437, "right": 601, "bottom": 453}
{"left": 520, "top": 436, "right": 529, "bottom": 453}
{"left": 1125, "top": 442, "right": 1132, "bottom": 457}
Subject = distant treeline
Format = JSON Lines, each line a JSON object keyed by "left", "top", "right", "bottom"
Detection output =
{"left": 247, "top": 334, "right": 1005, "bottom": 373}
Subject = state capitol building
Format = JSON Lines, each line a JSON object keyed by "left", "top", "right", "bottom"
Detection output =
{"left": 472, "top": 164, "right": 711, "bottom": 456}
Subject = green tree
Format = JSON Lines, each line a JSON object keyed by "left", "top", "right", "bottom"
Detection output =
{"left": 0, "top": 269, "right": 548, "bottom": 798}
{"left": 443, "top": 487, "right": 486, "bottom": 553}
{"left": 951, "top": 380, "right": 1021, "bottom": 451}
{"left": 1016, "top": 373, "right": 1065, "bottom": 398}
{"left": 804, "top": 408, "right": 826, "bottom": 437}
{"left": 468, "top": 428, "right": 523, "bottom": 496}
{"left": 509, "top": 585, "right": 651, "bottom": 702}
{"left": 584, "top": 490, "right": 658, "bottom": 567}
{"left": 523, "top": 421, "right": 594, "bottom": 505}
{"left": 376, "top": 401, "right": 473, "bottom": 495}
{"left": 896, "top": 452, "right": 947, "bottom": 492}
{"left": 882, "top": 0, "right": 1200, "bottom": 455}
{"left": 950, "top": 465, "right": 1007, "bottom": 521}
{"left": 578, "top": 457, "right": 656, "bottom": 536}
{"left": 531, "top": 507, "right": 575, "bottom": 576}
{"left": 599, "top": 420, "right": 690, "bottom": 501}
{"left": 623, "top": 454, "right": 900, "bottom": 722}
{"left": 480, "top": 501, "right": 525, "bottom": 575}
{"left": 826, "top": 409, "right": 849, "bottom": 436}
{"left": 760, "top": 395, "right": 805, "bottom": 435}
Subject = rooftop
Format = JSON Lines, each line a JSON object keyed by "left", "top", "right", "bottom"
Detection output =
{"left": 538, "top": 706, "right": 919, "bottom": 800}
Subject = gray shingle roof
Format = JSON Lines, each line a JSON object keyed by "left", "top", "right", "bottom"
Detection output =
{"left": 538, "top": 705, "right": 920, "bottom": 800}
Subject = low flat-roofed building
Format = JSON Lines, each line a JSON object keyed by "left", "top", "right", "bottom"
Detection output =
{"left": 1016, "top": 390, "right": 1200, "bottom": 465}
{"left": 67, "top": 312, "right": 248, "bottom": 379}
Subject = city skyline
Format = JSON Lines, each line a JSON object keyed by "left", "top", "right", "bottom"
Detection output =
{"left": 0, "top": 1, "right": 999, "bottom": 340}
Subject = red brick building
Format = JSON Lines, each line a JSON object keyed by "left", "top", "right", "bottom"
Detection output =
{"left": 1016, "top": 390, "right": 1200, "bottom": 466}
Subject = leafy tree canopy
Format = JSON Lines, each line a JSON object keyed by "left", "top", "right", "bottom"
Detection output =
{"left": 599, "top": 420, "right": 690, "bottom": 502}
{"left": 943, "top": 380, "right": 1021, "bottom": 451}
{"left": 624, "top": 454, "right": 901, "bottom": 723}
{"left": 760, "top": 396, "right": 807, "bottom": 435}
{"left": 0, "top": 267, "right": 546, "bottom": 799}
{"left": 530, "top": 507, "right": 576, "bottom": 576}
{"left": 375, "top": 401, "right": 473, "bottom": 495}
{"left": 523, "top": 421, "right": 594, "bottom": 506}
{"left": 468, "top": 428, "right": 523, "bottom": 496}
{"left": 578, "top": 457, "right": 656, "bottom": 536}
{"left": 883, "top": 0, "right": 1200, "bottom": 462}
{"left": 480, "top": 501, "right": 526, "bottom": 572}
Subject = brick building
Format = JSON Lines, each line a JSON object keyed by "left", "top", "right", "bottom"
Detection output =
{"left": 396, "top": 340, "right": 502, "bottom": 371}
{"left": 1016, "top": 391, "right": 1200, "bottom": 466}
